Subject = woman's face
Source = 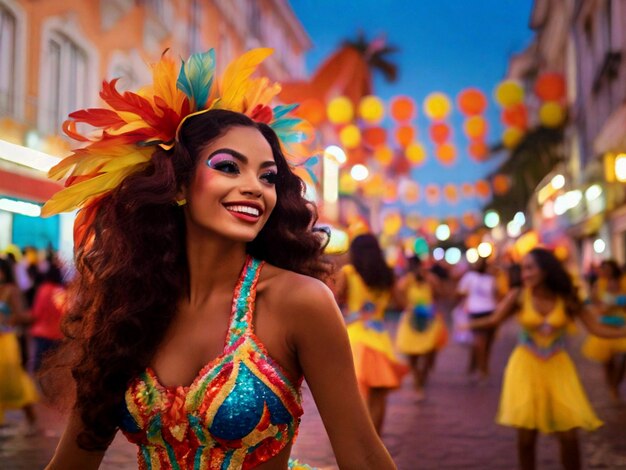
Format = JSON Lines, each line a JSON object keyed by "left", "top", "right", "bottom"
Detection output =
{"left": 521, "top": 254, "right": 544, "bottom": 288}
{"left": 184, "top": 126, "right": 278, "bottom": 243}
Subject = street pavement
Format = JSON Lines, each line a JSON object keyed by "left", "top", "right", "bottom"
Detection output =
{"left": 1, "top": 317, "right": 625, "bottom": 469}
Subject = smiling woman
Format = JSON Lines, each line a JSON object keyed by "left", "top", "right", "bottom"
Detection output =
{"left": 42, "top": 48, "right": 396, "bottom": 470}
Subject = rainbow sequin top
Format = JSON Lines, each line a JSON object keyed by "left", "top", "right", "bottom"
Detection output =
{"left": 120, "top": 256, "right": 304, "bottom": 469}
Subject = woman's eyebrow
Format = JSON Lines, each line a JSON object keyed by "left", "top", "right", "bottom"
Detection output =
{"left": 209, "top": 148, "right": 276, "bottom": 169}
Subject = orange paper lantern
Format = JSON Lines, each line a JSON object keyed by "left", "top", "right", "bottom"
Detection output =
{"left": 447, "top": 217, "right": 460, "bottom": 233}
{"left": 395, "top": 125, "right": 416, "bottom": 148}
{"left": 443, "top": 184, "right": 459, "bottom": 204}
{"left": 492, "top": 174, "right": 511, "bottom": 195}
{"left": 457, "top": 88, "right": 488, "bottom": 116}
{"left": 401, "top": 180, "right": 420, "bottom": 204}
{"left": 534, "top": 73, "right": 566, "bottom": 101}
{"left": 429, "top": 122, "right": 451, "bottom": 144}
{"left": 501, "top": 104, "right": 528, "bottom": 129}
{"left": 436, "top": 143, "right": 457, "bottom": 165}
{"left": 383, "top": 181, "right": 399, "bottom": 202}
{"left": 425, "top": 184, "right": 440, "bottom": 204}
{"left": 475, "top": 179, "right": 491, "bottom": 198}
{"left": 468, "top": 141, "right": 488, "bottom": 161}
{"left": 296, "top": 98, "right": 326, "bottom": 126}
{"left": 462, "top": 182, "right": 475, "bottom": 197}
{"left": 390, "top": 96, "right": 416, "bottom": 122}
{"left": 363, "top": 126, "right": 387, "bottom": 148}
{"left": 466, "top": 229, "right": 481, "bottom": 244}
{"left": 374, "top": 146, "right": 394, "bottom": 166}
{"left": 463, "top": 116, "right": 487, "bottom": 139}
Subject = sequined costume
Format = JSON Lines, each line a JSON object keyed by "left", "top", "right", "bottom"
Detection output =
{"left": 497, "top": 289, "right": 602, "bottom": 433}
{"left": 120, "top": 256, "right": 308, "bottom": 469}
{"left": 0, "top": 301, "right": 38, "bottom": 424}
{"left": 582, "top": 283, "right": 626, "bottom": 363}
{"left": 395, "top": 274, "right": 448, "bottom": 355}
{"left": 341, "top": 265, "right": 408, "bottom": 395}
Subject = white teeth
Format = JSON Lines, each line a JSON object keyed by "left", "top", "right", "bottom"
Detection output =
{"left": 226, "top": 205, "right": 260, "bottom": 217}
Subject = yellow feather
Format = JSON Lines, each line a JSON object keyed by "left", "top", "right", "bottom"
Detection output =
{"left": 152, "top": 55, "right": 187, "bottom": 114}
{"left": 218, "top": 48, "right": 273, "bottom": 113}
{"left": 107, "top": 120, "right": 152, "bottom": 136}
{"left": 244, "top": 78, "right": 281, "bottom": 112}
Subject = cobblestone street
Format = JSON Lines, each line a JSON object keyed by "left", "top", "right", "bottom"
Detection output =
{"left": 2, "top": 318, "right": 625, "bottom": 469}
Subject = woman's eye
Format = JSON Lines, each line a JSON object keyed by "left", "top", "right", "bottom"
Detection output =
{"left": 208, "top": 159, "right": 239, "bottom": 174}
{"left": 261, "top": 171, "right": 278, "bottom": 185}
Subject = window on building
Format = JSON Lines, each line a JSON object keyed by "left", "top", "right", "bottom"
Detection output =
{"left": 246, "top": 0, "right": 261, "bottom": 39}
{"left": 188, "top": 0, "right": 202, "bottom": 54}
{"left": 44, "top": 32, "right": 87, "bottom": 135}
{"left": 0, "top": 4, "right": 17, "bottom": 115}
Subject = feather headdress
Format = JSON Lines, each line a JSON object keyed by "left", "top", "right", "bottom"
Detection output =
{"left": 42, "top": 48, "right": 310, "bottom": 230}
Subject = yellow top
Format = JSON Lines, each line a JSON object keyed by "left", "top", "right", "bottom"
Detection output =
{"left": 341, "top": 264, "right": 390, "bottom": 321}
{"left": 518, "top": 288, "right": 568, "bottom": 355}
{"left": 405, "top": 274, "right": 433, "bottom": 309}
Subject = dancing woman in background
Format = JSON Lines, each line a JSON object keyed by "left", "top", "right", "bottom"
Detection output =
{"left": 395, "top": 256, "right": 447, "bottom": 400}
{"left": 582, "top": 259, "right": 626, "bottom": 400}
{"left": 471, "top": 248, "right": 626, "bottom": 470}
{"left": 44, "top": 48, "right": 395, "bottom": 469}
{"left": 334, "top": 234, "right": 408, "bottom": 434}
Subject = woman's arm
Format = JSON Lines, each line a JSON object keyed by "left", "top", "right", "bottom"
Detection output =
{"left": 469, "top": 288, "right": 521, "bottom": 329}
{"left": 392, "top": 275, "right": 409, "bottom": 311}
{"left": 46, "top": 410, "right": 109, "bottom": 469}
{"left": 289, "top": 279, "right": 396, "bottom": 469}
{"left": 577, "top": 305, "right": 626, "bottom": 338}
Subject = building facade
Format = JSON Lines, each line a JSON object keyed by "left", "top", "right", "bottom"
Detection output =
{"left": 0, "top": 0, "right": 310, "bottom": 259}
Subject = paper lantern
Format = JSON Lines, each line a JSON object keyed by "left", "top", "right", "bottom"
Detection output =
{"left": 534, "top": 73, "right": 565, "bottom": 101}
{"left": 494, "top": 80, "right": 524, "bottom": 108}
{"left": 425, "top": 218, "right": 439, "bottom": 235}
{"left": 390, "top": 96, "right": 415, "bottom": 122}
{"left": 390, "top": 154, "right": 411, "bottom": 175}
{"left": 400, "top": 180, "right": 420, "bottom": 204}
{"left": 502, "top": 127, "right": 524, "bottom": 149}
{"left": 443, "top": 184, "right": 459, "bottom": 204}
{"left": 457, "top": 88, "right": 488, "bottom": 116}
{"left": 429, "top": 122, "right": 451, "bottom": 144}
{"left": 405, "top": 212, "right": 421, "bottom": 230}
{"left": 423, "top": 92, "right": 452, "bottom": 121}
{"left": 463, "top": 214, "right": 478, "bottom": 231}
{"left": 466, "top": 231, "right": 481, "bottom": 246}
{"left": 468, "top": 141, "right": 488, "bottom": 161}
{"left": 405, "top": 142, "right": 427, "bottom": 165}
{"left": 462, "top": 182, "right": 475, "bottom": 197}
{"left": 363, "top": 126, "right": 387, "bottom": 148}
{"left": 383, "top": 181, "right": 399, "bottom": 202}
{"left": 539, "top": 101, "right": 565, "bottom": 128}
{"left": 339, "top": 172, "right": 357, "bottom": 195}
{"left": 395, "top": 125, "right": 415, "bottom": 148}
{"left": 463, "top": 116, "right": 487, "bottom": 139}
{"left": 475, "top": 179, "right": 491, "bottom": 198}
{"left": 436, "top": 143, "right": 457, "bottom": 165}
{"left": 501, "top": 104, "right": 528, "bottom": 129}
{"left": 363, "top": 173, "right": 385, "bottom": 197}
{"left": 327, "top": 96, "right": 354, "bottom": 124}
{"left": 447, "top": 217, "right": 460, "bottom": 233}
{"left": 374, "top": 146, "right": 394, "bottom": 166}
{"left": 382, "top": 212, "right": 403, "bottom": 236}
{"left": 425, "top": 184, "right": 440, "bottom": 204}
{"left": 554, "top": 244, "right": 569, "bottom": 261}
{"left": 347, "top": 147, "right": 366, "bottom": 165}
{"left": 358, "top": 95, "right": 385, "bottom": 123}
{"left": 339, "top": 124, "right": 361, "bottom": 149}
{"left": 297, "top": 98, "right": 326, "bottom": 126}
{"left": 492, "top": 174, "right": 511, "bottom": 195}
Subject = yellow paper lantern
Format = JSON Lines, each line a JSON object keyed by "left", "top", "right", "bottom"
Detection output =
{"left": 358, "top": 95, "right": 385, "bottom": 124}
{"left": 502, "top": 127, "right": 524, "bottom": 149}
{"left": 383, "top": 181, "right": 398, "bottom": 202}
{"left": 382, "top": 212, "right": 403, "bottom": 236}
{"left": 363, "top": 173, "right": 385, "bottom": 197}
{"left": 423, "top": 92, "right": 452, "bottom": 121}
{"left": 494, "top": 80, "right": 524, "bottom": 107}
{"left": 405, "top": 142, "right": 427, "bottom": 165}
{"left": 374, "top": 146, "right": 394, "bottom": 166}
{"left": 539, "top": 101, "right": 565, "bottom": 128}
{"left": 339, "top": 124, "right": 361, "bottom": 149}
{"left": 401, "top": 180, "right": 420, "bottom": 204}
{"left": 327, "top": 96, "right": 354, "bottom": 124}
{"left": 339, "top": 172, "right": 357, "bottom": 194}
{"left": 463, "top": 116, "right": 488, "bottom": 139}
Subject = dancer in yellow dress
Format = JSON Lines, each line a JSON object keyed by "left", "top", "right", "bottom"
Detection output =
{"left": 471, "top": 248, "right": 626, "bottom": 470}
{"left": 582, "top": 259, "right": 626, "bottom": 400}
{"left": 334, "top": 234, "right": 408, "bottom": 434}
{"left": 395, "top": 256, "right": 447, "bottom": 400}
{"left": 0, "top": 258, "right": 38, "bottom": 434}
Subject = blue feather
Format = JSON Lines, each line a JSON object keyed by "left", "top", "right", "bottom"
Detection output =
{"left": 177, "top": 49, "right": 216, "bottom": 110}
{"left": 272, "top": 104, "right": 298, "bottom": 120}
{"left": 271, "top": 118, "right": 302, "bottom": 130}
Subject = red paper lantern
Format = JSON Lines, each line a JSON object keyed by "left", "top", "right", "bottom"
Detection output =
{"left": 534, "top": 73, "right": 566, "bottom": 101}
{"left": 468, "top": 141, "right": 488, "bottom": 161}
{"left": 462, "top": 182, "right": 475, "bottom": 197}
{"left": 493, "top": 174, "right": 511, "bottom": 195}
{"left": 475, "top": 179, "right": 491, "bottom": 198}
{"left": 457, "top": 88, "right": 488, "bottom": 116}
{"left": 395, "top": 125, "right": 415, "bottom": 148}
{"left": 390, "top": 96, "right": 416, "bottom": 122}
{"left": 501, "top": 104, "right": 528, "bottom": 129}
{"left": 429, "top": 122, "right": 451, "bottom": 144}
{"left": 363, "top": 126, "right": 387, "bottom": 148}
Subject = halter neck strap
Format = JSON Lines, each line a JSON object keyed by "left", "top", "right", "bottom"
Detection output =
{"left": 225, "top": 256, "right": 264, "bottom": 347}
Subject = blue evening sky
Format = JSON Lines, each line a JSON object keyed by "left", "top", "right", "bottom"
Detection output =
{"left": 289, "top": 0, "right": 534, "bottom": 220}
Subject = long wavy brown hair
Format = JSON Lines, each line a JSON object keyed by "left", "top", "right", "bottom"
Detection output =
{"left": 349, "top": 234, "right": 394, "bottom": 290}
{"left": 42, "top": 110, "right": 329, "bottom": 450}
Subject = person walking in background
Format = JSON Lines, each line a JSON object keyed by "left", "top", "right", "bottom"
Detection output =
{"left": 471, "top": 248, "right": 626, "bottom": 470}
{"left": 582, "top": 259, "right": 626, "bottom": 401}
{"left": 30, "top": 262, "right": 67, "bottom": 372}
{"left": 395, "top": 256, "right": 447, "bottom": 401}
{"left": 456, "top": 257, "right": 498, "bottom": 382}
{"left": 0, "top": 258, "right": 38, "bottom": 435}
{"left": 334, "top": 233, "right": 408, "bottom": 434}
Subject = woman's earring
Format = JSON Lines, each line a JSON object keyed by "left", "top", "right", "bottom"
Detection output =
{"left": 176, "top": 198, "right": 187, "bottom": 206}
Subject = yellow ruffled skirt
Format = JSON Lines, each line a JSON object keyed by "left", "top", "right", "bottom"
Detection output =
{"left": 582, "top": 335, "right": 626, "bottom": 363}
{"left": 347, "top": 321, "right": 408, "bottom": 393}
{"left": 395, "top": 313, "right": 448, "bottom": 355}
{"left": 0, "top": 332, "right": 38, "bottom": 424}
{"left": 497, "top": 346, "right": 602, "bottom": 433}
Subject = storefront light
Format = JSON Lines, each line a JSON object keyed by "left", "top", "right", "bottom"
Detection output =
{"left": 551, "top": 174, "right": 565, "bottom": 189}
{"left": 477, "top": 242, "right": 493, "bottom": 258}
{"left": 513, "top": 211, "right": 526, "bottom": 226}
{"left": 324, "top": 145, "right": 347, "bottom": 165}
{"left": 593, "top": 239, "right": 606, "bottom": 254}
{"left": 615, "top": 154, "right": 626, "bottom": 182}
{"left": 0, "top": 198, "right": 42, "bottom": 217}
{"left": 466, "top": 248, "right": 479, "bottom": 263}
{"left": 435, "top": 223, "right": 450, "bottom": 241}
{"left": 350, "top": 164, "right": 369, "bottom": 181}
{"left": 584, "top": 184, "right": 602, "bottom": 202}
{"left": 0, "top": 138, "right": 61, "bottom": 172}
{"left": 444, "top": 247, "right": 461, "bottom": 265}
{"left": 506, "top": 220, "right": 522, "bottom": 238}
{"left": 484, "top": 210, "right": 499, "bottom": 228}
{"left": 433, "top": 247, "right": 445, "bottom": 261}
